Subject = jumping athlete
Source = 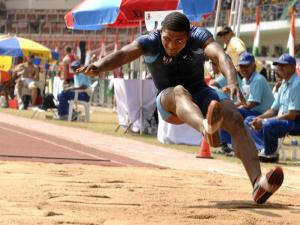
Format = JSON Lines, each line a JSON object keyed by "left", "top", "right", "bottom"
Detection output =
{"left": 78, "top": 12, "right": 284, "bottom": 204}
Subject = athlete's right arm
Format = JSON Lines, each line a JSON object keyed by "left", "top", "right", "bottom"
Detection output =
{"left": 77, "top": 41, "right": 143, "bottom": 77}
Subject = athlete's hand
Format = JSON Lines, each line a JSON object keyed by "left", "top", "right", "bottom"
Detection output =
{"left": 76, "top": 63, "right": 100, "bottom": 77}
{"left": 227, "top": 83, "right": 242, "bottom": 102}
{"left": 221, "top": 86, "right": 230, "bottom": 94}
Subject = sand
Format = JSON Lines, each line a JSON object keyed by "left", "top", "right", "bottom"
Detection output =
{"left": 0, "top": 161, "right": 299, "bottom": 225}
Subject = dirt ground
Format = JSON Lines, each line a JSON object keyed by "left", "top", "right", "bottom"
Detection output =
{"left": 0, "top": 161, "right": 299, "bottom": 225}
{"left": 0, "top": 112, "right": 299, "bottom": 225}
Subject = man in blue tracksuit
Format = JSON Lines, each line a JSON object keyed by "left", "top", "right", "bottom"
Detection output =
{"left": 245, "top": 54, "right": 300, "bottom": 162}
{"left": 220, "top": 52, "right": 274, "bottom": 151}
{"left": 57, "top": 61, "right": 91, "bottom": 120}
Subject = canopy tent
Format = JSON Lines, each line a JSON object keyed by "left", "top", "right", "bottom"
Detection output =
{"left": 65, "top": 0, "right": 215, "bottom": 30}
{"left": 0, "top": 55, "right": 12, "bottom": 72}
{"left": 0, "top": 34, "right": 59, "bottom": 62}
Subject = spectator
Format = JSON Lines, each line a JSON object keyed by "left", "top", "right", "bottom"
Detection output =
{"left": 235, "top": 52, "right": 274, "bottom": 118}
{"left": 217, "top": 26, "right": 268, "bottom": 76}
{"left": 220, "top": 52, "right": 274, "bottom": 154}
{"left": 209, "top": 60, "right": 242, "bottom": 90}
{"left": 13, "top": 55, "right": 39, "bottom": 109}
{"left": 62, "top": 46, "right": 76, "bottom": 84}
{"left": 57, "top": 61, "right": 91, "bottom": 120}
{"left": 245, "top": 54, "right": 300, "bottom": 162}
{"left": 217, "top": 26, "right": 246, "bottom": 72}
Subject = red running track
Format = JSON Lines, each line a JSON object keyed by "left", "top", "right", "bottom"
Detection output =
{"left": 0, "top": 122, "right": 161, "bottom": 168}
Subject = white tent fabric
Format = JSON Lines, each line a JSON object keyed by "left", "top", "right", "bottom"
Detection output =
{"left": 113, "top": 78, "right": 157, "bottom": 132}
{"left": 157, "top": 112, "right": 202, "bottom": 146}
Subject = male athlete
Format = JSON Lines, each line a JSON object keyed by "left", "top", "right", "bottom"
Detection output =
{"left": 79, "top": 12, "right": 283, "bottom": 204}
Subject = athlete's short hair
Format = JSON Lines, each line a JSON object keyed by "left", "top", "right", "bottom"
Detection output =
{"left": 161, "top": 12, "right": 190, "bottom": 34}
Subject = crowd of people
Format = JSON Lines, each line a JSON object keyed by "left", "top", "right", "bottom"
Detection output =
{"left": 0, "top": 54, "right": 47, "bottom": 110}
{"left": 0, "top": 45, "right": 95, "bottom": 121}
{"left": 208, "top": 25, "right": 300, "bottom": 164}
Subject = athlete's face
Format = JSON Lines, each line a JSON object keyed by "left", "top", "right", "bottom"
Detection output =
{"left": 161, "top": 29, "right": 189, "bottom": 57}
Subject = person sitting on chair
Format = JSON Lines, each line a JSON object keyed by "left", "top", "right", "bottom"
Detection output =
{"left": 219, "top": 52, "right": 274, "bottom": 155}
{"left": 57, "top": 61, "right": 91, "bottom": 120}
{"left": 244, "top": 54, "right": 300, "bottom": 162}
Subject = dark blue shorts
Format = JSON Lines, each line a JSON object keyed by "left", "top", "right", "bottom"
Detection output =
{"left": 156, "top": 85, "right": 228, "bottom": 124}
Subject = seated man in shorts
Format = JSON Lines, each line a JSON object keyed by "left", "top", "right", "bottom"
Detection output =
{"left": 13, "top": 55, "right": 39, "bottom": 109}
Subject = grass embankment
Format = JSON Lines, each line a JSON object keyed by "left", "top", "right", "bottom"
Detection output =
{"left": 0, "top": 107, "right": 298, "bottom": 166}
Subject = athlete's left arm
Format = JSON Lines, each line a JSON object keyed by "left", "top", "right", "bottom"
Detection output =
{"left": 204, "top": 37, "right": 241, "bottom": 100}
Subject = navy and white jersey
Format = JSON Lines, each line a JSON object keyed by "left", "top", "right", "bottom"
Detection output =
{"left": 136, "top": 26, "right": 212, "bottom": 93}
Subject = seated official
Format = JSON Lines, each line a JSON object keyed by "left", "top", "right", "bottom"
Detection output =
{"left": 244, "top": 54, "right": 300, "bottom": 162}
{"left": 57, "top": 61, "right": 91, "bottom": 120}
{"left": 220, "top": 52, "right": 274, "bottom": 153}
{"left": 234, "top": 52, "right": 274, "bottom": 118}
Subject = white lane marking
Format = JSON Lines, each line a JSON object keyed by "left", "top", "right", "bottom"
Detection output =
{"left": 0, "top": 125, "right": 127, "bottom": 166}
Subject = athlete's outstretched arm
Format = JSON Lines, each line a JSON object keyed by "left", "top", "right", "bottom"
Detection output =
{"left": 204, "top": 37, "right": 241, "bottom": 101}
{"left": 77, "top": 41, "right": 143, "bottom": 77}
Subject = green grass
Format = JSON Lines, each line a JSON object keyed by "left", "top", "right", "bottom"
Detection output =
{"left": 0, "top": 107, "right": 200, "bottom": 154}
{"left": 0, "top": 107, "right": 298, "bottom": 166}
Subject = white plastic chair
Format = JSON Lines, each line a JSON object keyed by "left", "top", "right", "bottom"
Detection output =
{"left": 67, "top": 81, "right": 98, "bottom": 122}
{"left": 278, "top": 135, "right": 299, "bottom": 161}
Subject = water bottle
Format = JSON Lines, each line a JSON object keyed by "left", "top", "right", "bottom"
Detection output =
{"left": 290, "top": 139, "right": 298, "bottom": 161}
{"left": 150, "top": 117, "right": 157, "bottom": 136}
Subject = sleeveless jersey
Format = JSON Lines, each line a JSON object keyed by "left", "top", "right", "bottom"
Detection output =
{"left": 136, "top": 26, "right": 212, "bottom": 93}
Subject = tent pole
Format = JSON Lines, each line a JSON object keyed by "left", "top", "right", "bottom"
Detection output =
{"left": 232, "top": 0, "right": 239, "bottom": 33}
{"left": 139, "top": 20, "right": 143, "bottom": 135}
{"left": 236, "top": 0, "right": 243, "bottom": 37}
{"left": 213, "top": 0, "right": 222, "bottom": 39}
{"left": 228, "top": 0, "right": 236, "bottom": 26}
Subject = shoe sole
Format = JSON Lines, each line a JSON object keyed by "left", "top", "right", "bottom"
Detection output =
{"left": 259, "top": 154, "right": 279, "bottom": 163}
{"left": 254, "top": 167, "right": 284, "bottom": 204}
{"left": 206, "top": 100, "right": 223, "bottom": 147}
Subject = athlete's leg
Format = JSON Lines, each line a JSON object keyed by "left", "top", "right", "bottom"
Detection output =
{"left": 159, "top": 85, "right": 222, "bottom": 146}
{"left": 160, "top": 86, "right": 204, "bottom": 132}
{"left": 220, "top": 99, "right": 261, "bottom": 183}
{"left": 220, "top": 99, "right": 283, "bottom": 204}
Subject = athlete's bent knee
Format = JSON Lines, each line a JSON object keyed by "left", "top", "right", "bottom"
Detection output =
{"left": 224, "top": 109, "right": 244, "bottom": 131}
{"left": 173, "top": 85, "right": 191, "bottom": 98}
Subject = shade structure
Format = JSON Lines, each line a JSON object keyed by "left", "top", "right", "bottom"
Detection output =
{"left": 0, "top": 34, "right": 58, "bottom": 61}
{"left": 0, "top": 55, "right": 12, "bottom": 72}
{"left": 65, "top": 0, "right": 216, "bottom": 30}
